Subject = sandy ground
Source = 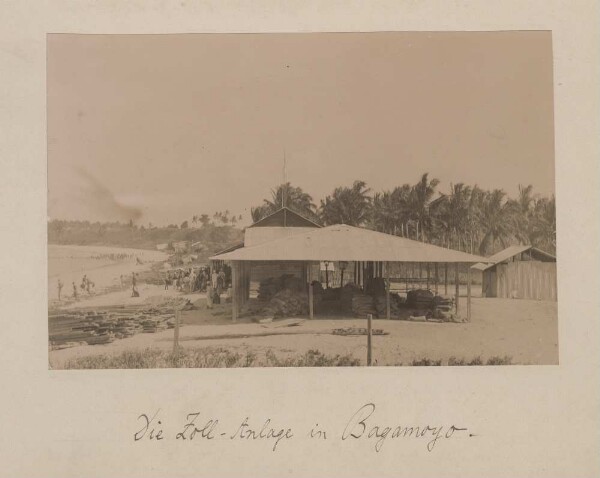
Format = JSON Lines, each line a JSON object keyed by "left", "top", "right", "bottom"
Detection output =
{"left": 48, "top": 244, "right": 169, "bottom": 303}
{"left": 49, "top": 292, "right": 558, "bottom": 367}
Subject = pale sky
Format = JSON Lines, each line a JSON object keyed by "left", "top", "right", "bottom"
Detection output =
{"left": 47, "top": 32, "right": 555, "bottom": 226}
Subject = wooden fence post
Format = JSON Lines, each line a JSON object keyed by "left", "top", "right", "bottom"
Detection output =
{"left": 444, "top": 263, "right": 448, "bottom": 295}
{"left": 173, "top": 309, "right": 180, "bottom": 353}
{"left": 308, "top": 263, "right": 314, "bottom": 320}
{"left": 467, "top": 267, "right": 472, "bottom": 322}
{"left": 367, "top": 313, "right": 373, "bottom": 366}
{"left": 386, "top": 262, "right": 391, "bottom": 320}
{"left": 455, "top": 263, "right": 460, "bottom": 315}
{"left": 231, "top": 262, "right": 237, "bottom": 323}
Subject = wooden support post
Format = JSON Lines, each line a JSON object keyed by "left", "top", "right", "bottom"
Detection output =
{"left": 434, "top": 263, "right": 439, "bottom": 294}
{"left": 467, "top": 266, "right": 472, "bottom": 322}
{"left": 308, "top": 263, "right": 314, "bottom": 320}
{"left": 367, "top": 313, "right": 373, "bottom": 366}
{"left": 455, "top": 263, "right": 460, "bottom": 315}
{"left": 231, "top": 262, "right": 238, "bottom": 323}
{"left": 386, "top": 262, "right": 391, "bottom": 320}
{"left": 426, "top": 263, "right": 430, "bottom": 290}
{"left": 444, "top": 263, "right": 448, "bottom": 295}
{"left": 173, "top": 309, "right": 180, "bottom": 353}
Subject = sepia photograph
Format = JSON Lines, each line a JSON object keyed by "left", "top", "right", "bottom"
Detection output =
{"left": 47, "top": 31, "right": 557, "bottom": 369}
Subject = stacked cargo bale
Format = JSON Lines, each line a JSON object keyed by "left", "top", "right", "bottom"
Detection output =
{"left": 374, "top": 293, "right": 402, "bottom": 317}
{"left": 258, "top": 274, "right": 302, "bottom": 301}
{"left": 340, "top": 283, "right": 361, "bottom": 313}
{"left": 263, "top": 288, "right": 309, "bottom": 318}
{"left": 351, "top": 292, "right": 377, "bottom": 318}
{"left": 432, "top": 295, "right": 455, "bottom": 321}
{"left": 407, "top": 289, "right": 434, "bottom": 310}
{"left": 257, "top": 277, "right": 282, "bottom": 301}
{"left": 365, "top": 277, "right": 387, "bottom": 297}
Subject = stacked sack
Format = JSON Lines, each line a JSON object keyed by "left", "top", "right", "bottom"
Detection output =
{"left": 374, "top": 293, "right": 402, "bottom": 317}
{"left": 407, "top": 289, "right": 434, "bottom": 309}
{"left": 258, "top": 274, "right": 302, "bottom": 301}
{"left": 340, "top": 283, "right": 361, "bottom": 313}
{"left": 263, "top": 288, "right": 309, "bottom": 318}
{"left": 351, "top": 292, "right": 377, "bottom": 318}
{"left": 432, "top": 295, "right": 455, "bottom": 321}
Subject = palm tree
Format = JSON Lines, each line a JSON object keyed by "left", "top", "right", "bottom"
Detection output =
{"left": 370, "top": 185, "right": 412, "bottom": 234}
{"left": 477, "top": 189, "right": 519, "bottom": 255}
{"left": 251, "top": 183, "right": 317, "bottom": 222}
{"left": 511, "top": 184, "right": 537, "bottom": 244}
{"left": 431, "top": 183, "right": 471, "bottom": 250}
{"left": 466, "top": 185, "right": 485, "bottom": 253}
{"left": 320, "top": 180, "right": 372, "bottom": 226}
{"left": 407, "top": 173, "right": 440, "bottom": 241}
{"left": 529, "top": 195, "right": 556, "bottom": 253}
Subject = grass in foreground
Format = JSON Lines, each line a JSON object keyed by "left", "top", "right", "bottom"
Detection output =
{"left": 56, "top": 348, "right": 514, "bottom": 369}
{"left": 59, "top": 347, "right": 361, "bottom": 369}
{"left": 410, "top": 355, "right": 513, "bottom": 366}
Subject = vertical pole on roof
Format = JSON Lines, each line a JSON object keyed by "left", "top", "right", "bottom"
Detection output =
{"left": 467, "top": 266, "right": 472, "bottom": 322}
{"left": 231, "top": 262, "right": 238, "bottom": 323}
{"left": 455, "top": 263, "right": 460, "bottom": 315}
{"left": 386, "top": 262, "right": 391, "bottom": 320}
{"left": 444, "top": 263, "right": 448, "bottom": 295}
{"left": 308, "top": 262, "right": 314, "bottom": 320}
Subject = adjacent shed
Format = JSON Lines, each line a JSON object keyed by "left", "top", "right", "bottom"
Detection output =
{"left": 472, "top": 245, "right": 557, "bottom": 300}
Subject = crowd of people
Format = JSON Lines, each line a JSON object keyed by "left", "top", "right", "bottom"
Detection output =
{"left": 56, "top": 264, "right": 231, "bottom": 303}
{"left": 163, "top": 266, "right": 229, "bottom": 295}
{"left": 57, "top": 274, "right": 96, "bottom": 301}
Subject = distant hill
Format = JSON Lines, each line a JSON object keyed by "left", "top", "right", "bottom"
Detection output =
{"left": 48, "top": 220, "right": 244, "bottom": 261}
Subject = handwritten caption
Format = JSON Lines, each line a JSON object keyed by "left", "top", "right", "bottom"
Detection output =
{"left": 134, "top": 403, "right": 470, "bottom": 452}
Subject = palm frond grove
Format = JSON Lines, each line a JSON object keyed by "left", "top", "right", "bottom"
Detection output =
{"left": 251, "top": 174, "right": 556, "bottom": 256}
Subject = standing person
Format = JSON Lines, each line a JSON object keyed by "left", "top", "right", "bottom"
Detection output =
{"left": 131, "top": 272, "right": 137, "bottom": 296}
{"left": 120, "top": 274, "right": 124, "bottom": 289}
{"left": 211, "top": 268, "right": 218, "bottom": 290}
{"left": 199, "top": 269, "right": 206, "bottom": 292}
{"left": 189, "top": 269, "right": 196, "bottom": 293}
{"left": 206, "top": 282, "right": 213, "bottom": 309}
{"left": 72, "top": 281, "right": 78, "bottom": 299}
{"left": 218, "top": 270, "right": 226, "bottom": 292}
{"left": 57, "top": 279, "right": 63, "bottom": 301}
{"left": 86, "top": 277, "right": 92, "bottom": 294}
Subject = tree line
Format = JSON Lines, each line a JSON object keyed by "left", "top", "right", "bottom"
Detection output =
{"left": 250, "top": 175, "right": 556, "bottom": 256}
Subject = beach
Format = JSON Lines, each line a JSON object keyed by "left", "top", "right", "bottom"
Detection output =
{"left": 48, "top": 244, "right": 169, "bottom": 305}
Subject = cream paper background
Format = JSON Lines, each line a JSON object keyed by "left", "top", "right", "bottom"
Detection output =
{"left": 0, "top": 1, "right": 599, "bottom": 477}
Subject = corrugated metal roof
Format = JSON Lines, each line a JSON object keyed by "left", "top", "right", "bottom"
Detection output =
{"left": 211, "top": 224, "right": 487, "bottom": 263}
{"left": 470, "top": 245, "right": 556, "bottom": 271}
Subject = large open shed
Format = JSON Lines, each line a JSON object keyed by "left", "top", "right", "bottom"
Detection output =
{"left": 211, "top": 211, "right": 487, "bottom": 322}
